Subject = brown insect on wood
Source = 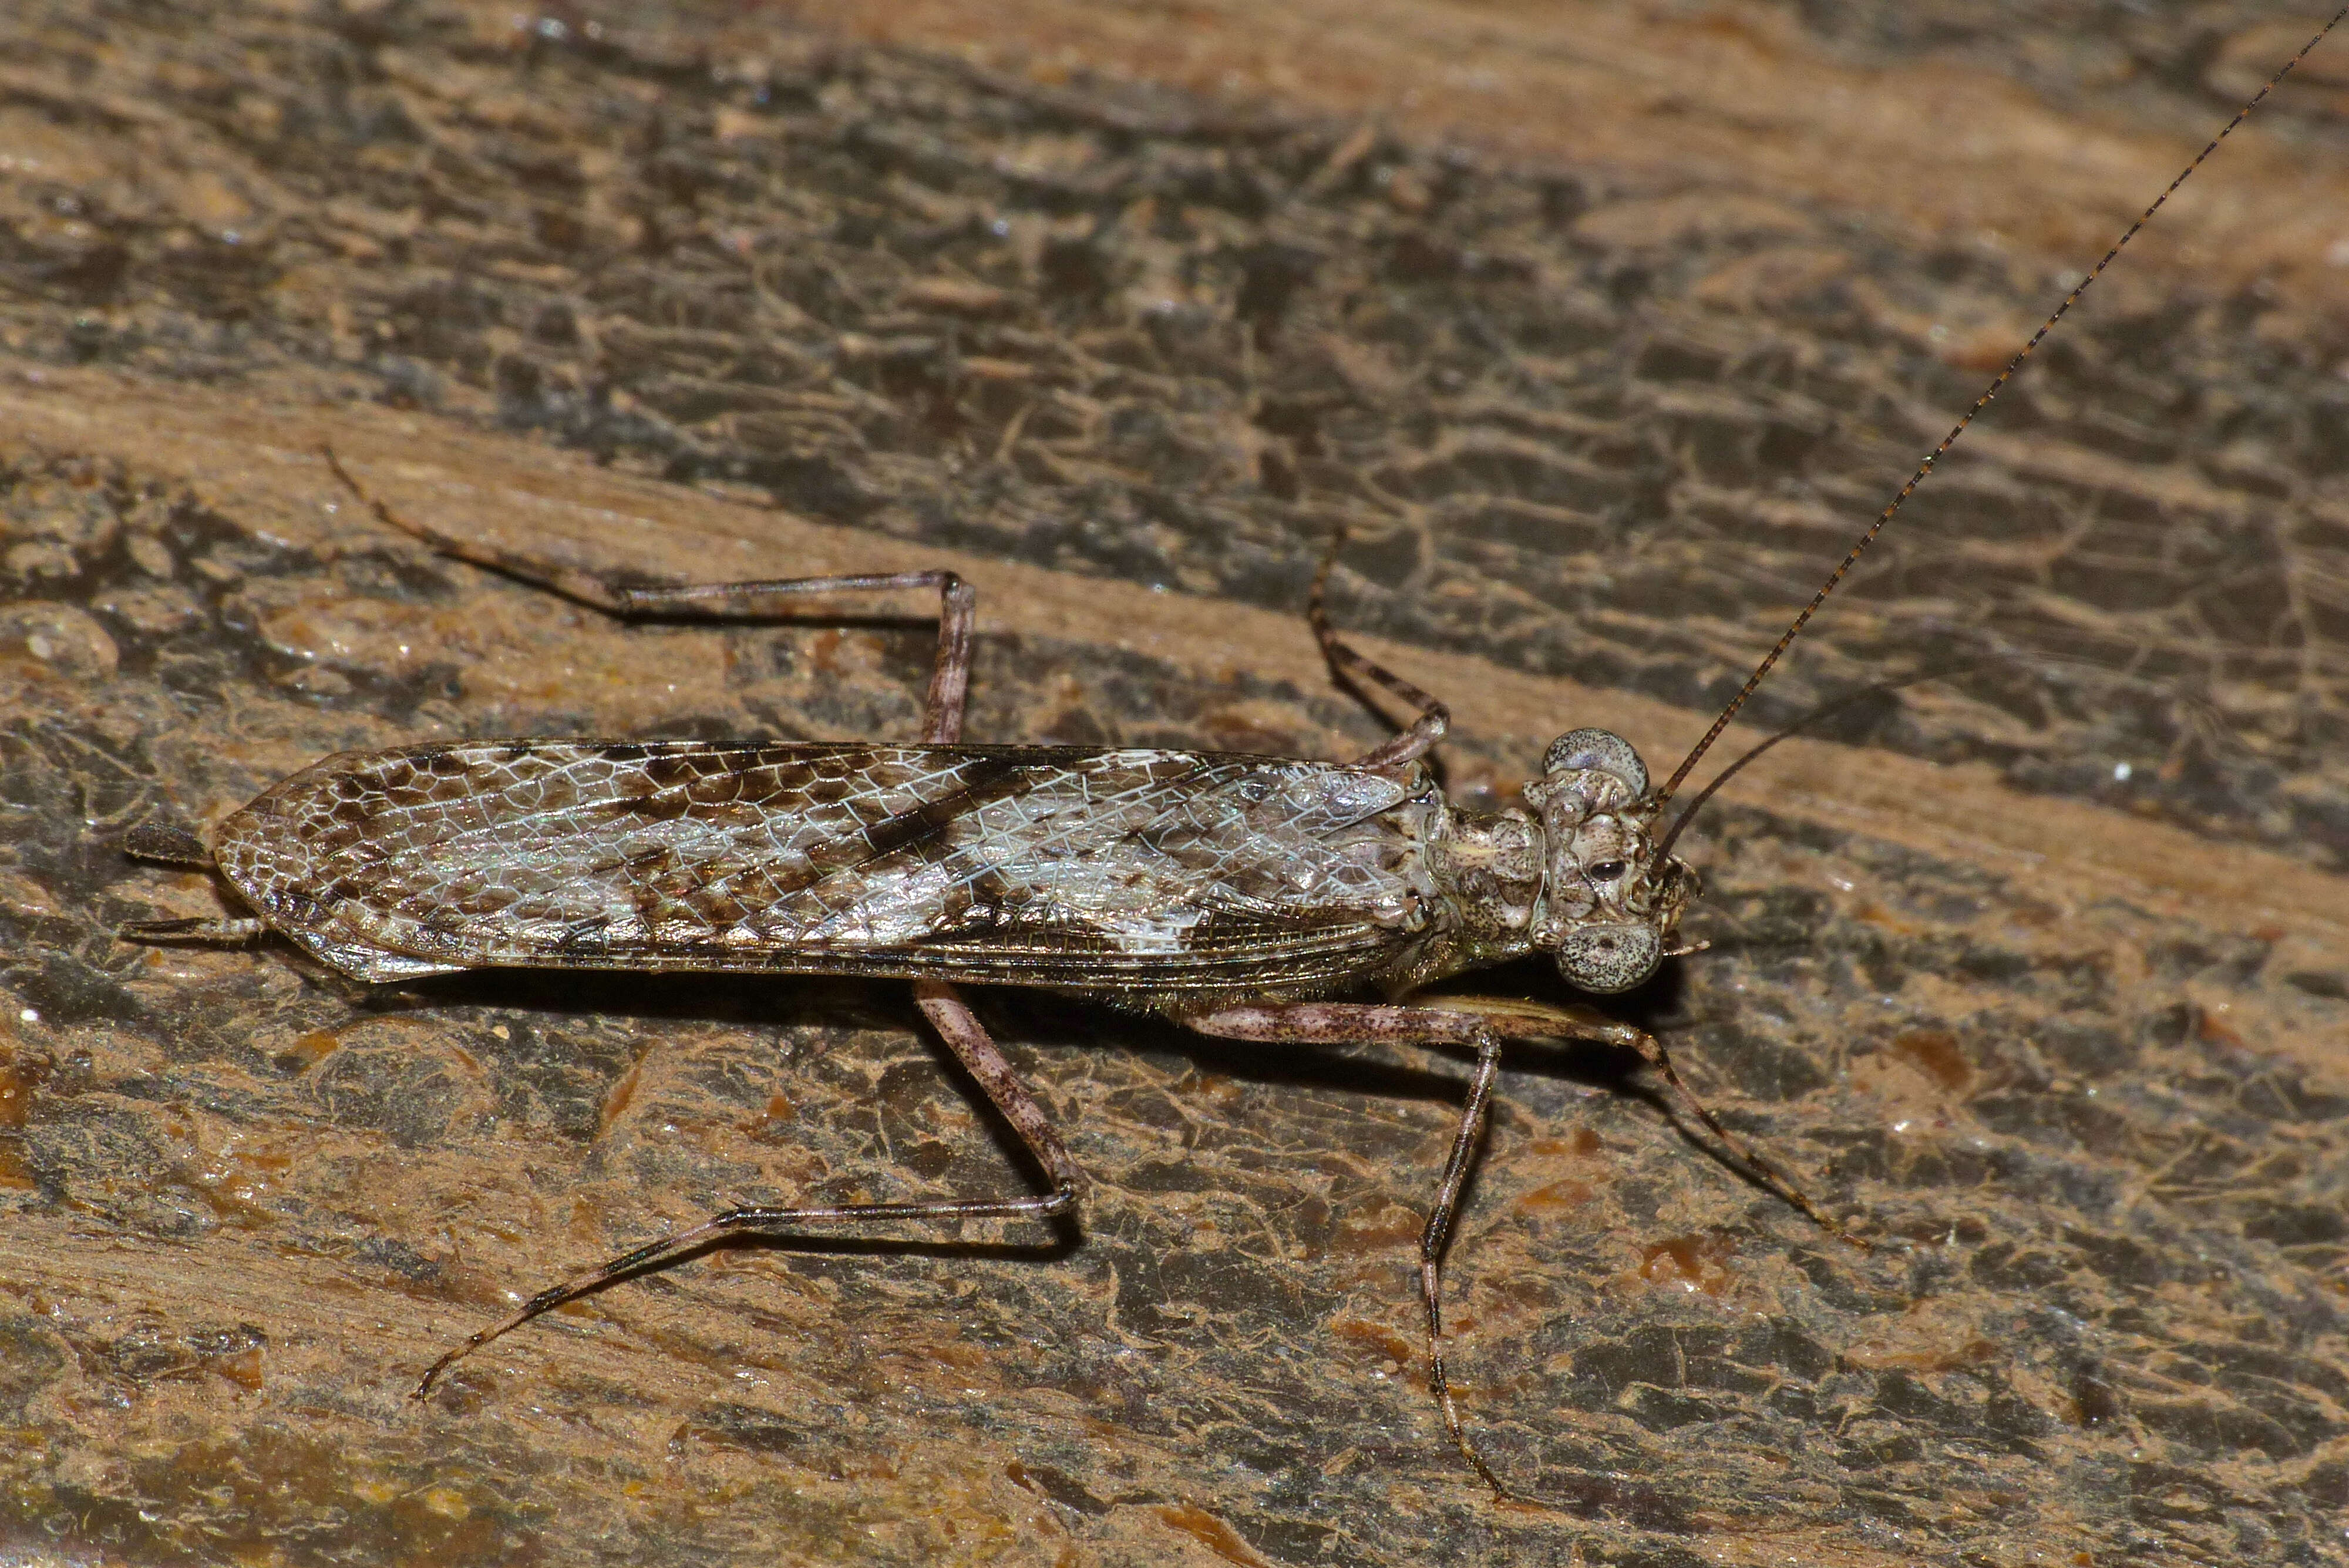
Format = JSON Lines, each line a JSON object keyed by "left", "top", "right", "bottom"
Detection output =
{"left": 117, "top": 13, "right": 2345, "bottom": 1501}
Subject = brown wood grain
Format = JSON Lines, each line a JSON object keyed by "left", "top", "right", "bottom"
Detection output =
{"left": 2, "top": 4, "right": 2346, "bottom": 1564}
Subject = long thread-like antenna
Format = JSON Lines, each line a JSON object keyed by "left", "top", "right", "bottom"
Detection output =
{"left": 1652, "top": 8, "right": 2347, "bottom": 809}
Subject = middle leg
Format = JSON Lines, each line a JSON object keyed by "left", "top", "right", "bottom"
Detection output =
{"left": 1177, "top": 1000, "right": 1512, "bottom": 1498}
{"left": 1305, "top": 529, "right": 1449, "bottom": 768}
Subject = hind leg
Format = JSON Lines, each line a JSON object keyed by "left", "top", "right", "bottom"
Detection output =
{"left": 412, "top": 980, "right": 1089, "bottom": 1396}
{"left": 321, "top": 449, "right": 977, "bottom": 744}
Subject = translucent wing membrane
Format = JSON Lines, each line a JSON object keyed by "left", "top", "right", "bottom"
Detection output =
{"left": 215, "top": 741, "right": 1445, "bottom": 998}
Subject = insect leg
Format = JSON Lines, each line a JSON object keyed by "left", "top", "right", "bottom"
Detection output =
{"left": 413, "top": 978, "right": 1084, "bottom": 1397}
{"left": 1308, "top": 529, "right": 1449, "bottom": 768}
{"left": 321, "top": 450, "right": 978, "bottom": 744}
{"left": 1419, "top": 995, "right": 1869, "bottom": 1251}
{"left": 1176, "top": 1001, "right": 1512, "bottom": 1499}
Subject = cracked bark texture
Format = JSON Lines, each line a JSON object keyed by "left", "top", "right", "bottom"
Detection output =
{"left": 1, "top": 3, "right": 2347, "bottom": 1565}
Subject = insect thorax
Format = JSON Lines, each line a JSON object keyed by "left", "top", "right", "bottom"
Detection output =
{"left": 1400, "top": 728, "right": 1690, "bottom": 998}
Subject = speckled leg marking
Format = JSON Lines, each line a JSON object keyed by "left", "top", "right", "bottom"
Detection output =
{"left": 1177, "top": 1000, "right": 1513, "bottom": 1498}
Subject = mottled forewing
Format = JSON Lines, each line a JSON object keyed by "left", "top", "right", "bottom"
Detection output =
{"left": 215, "top": 742, "right": 1441, "bottom": 997}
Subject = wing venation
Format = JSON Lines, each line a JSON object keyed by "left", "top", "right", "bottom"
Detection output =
{"left": 216, "top": 741, "right": 1446, "bottom": 995}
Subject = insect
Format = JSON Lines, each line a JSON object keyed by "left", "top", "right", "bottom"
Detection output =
{"left": 116, "top": 16, "right": 2342, "bottom": 1502}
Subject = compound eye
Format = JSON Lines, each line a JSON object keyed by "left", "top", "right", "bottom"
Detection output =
{"left": 1554, "top": 921, "right": 1663, "bottom": 994}
{"left": 1587, "top": 860, "right": 1628, "bottom": 882}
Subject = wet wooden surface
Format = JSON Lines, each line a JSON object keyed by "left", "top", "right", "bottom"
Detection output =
{"left": 2, "top": 2, "right": 2347, "bottom": 1564}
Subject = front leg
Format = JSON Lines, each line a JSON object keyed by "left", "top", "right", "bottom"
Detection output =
{"left": 1178, "top": 995, "right": 1865, "bottom": 1502}
{"left": 1417, "top": 995, "right": 1867, "bottom": 1251}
